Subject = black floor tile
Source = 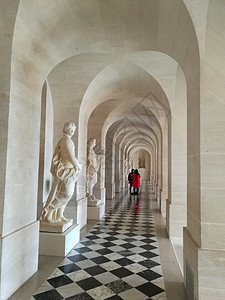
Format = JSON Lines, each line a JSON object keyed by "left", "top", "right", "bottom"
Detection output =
{"left": 136, "top": 282, "right": 164, "bottom": 297}
{"left": 91, "top": 230, "right": 104, "bottom": 234}
{"left": 106, "top": 295, "right": 123, "bottom": 300}
{"left": 106, "top": 279, "right": 132, "bottom": 294}
{"left": 114, "top": 257, "right": 134, "bottom": 266}
{"left": 117, "top": 249, "right": 135, "bottom": 257}
{"left": 141, "top": 238, "right": 156, "bottom": 242}
{"left": 58, "top": 264, "right": 81, "bottom": 274}
{"left": 85, "top": 265, "right": 107, "bottom": 276}
{"left": 137, "top": 269, "right": 162, "bottom": 281}
{"left": 140, "top": 244, "right": 157, "bottom": 251}
{"left": 140, "top": 251, "right": 158, "bottom": 259}
{"left": 68, "top": 254, "right": 87, "bottom": 263}
{"left": 75, "top": 247, "right": 93, "bottom": 254}
{"left": 86, "top": 235, "right": 99, "bottom": 240}
{"left": 76, "top": 277, "right": 102, "bottom": 291}
{"left": 124, "top": 238, "right": 136, "bottom": 242}
{"left": 120, "top": 243, "right": 136, "bottom": 249}
{"left": 111, "top": 267, "right": 133, "bottom": 278}
{"left": 80, "top": 240, "right": 97, "bottom": 246}
{"left": 96, "top": 248, "right": 114, "bottom": 255}
{"left": 139, "top": 260, "right": 160, "bottom": 269}
{"left": 107, "top": 231, "right": 120, "bottom": 236}
{"left": 48, "top": 275, "right": 73, "bottom": 288}
{"left": 65, "top": 292, "right": 94, "bottom": 299}
{"left": 34, "top": 289, "right": 63, "bottom": 300}
{"left": 104, "top": 236, "right": 118, "bottom": 241}
{"left": 100, "top": 241, "right": 117, "bottom": 248}
{"left": 124, "top": 232, "right": 137, "bottom": 237}
{"left": 91, "top": 256, "right": 110, "bottom": 264}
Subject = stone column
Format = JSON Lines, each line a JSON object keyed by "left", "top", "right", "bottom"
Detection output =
{"left": 37, "top": 82, "right": 53, "bottom": 218}
{"left": 120, "top": 152, "right": 125, "bottom": 190}
{"left": 0, "top": 2, "right": 40, "bottom": 300}
{"left": 105, "top": 133, "right": 114, "bottom": 199}
{"left": 100, "top": 148, "right": 106, "bottom": 204}
{"left": 167, "top": 67, "right": 187, "bottom": 258}
{"left": 115, "top": 142, "right": 120, "bottom": 193}
{"left": 183, "top": 2, "right": 225, "bottom": 298}
{"left": 161, "top": 117, "right": 169, "bottom": 219}
{"left": 184, "top": 61, "right": 225, "bottom": 299}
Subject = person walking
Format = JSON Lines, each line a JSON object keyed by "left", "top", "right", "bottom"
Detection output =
{"left": 128, "top": 169, "right": 134, "bottom": 193}
{"left": 132, "top": 169, "right": 141, "bottom": 195}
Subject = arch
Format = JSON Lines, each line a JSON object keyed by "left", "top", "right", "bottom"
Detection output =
{"left": 1, "top": 2, "right": 201, "bottom": 298}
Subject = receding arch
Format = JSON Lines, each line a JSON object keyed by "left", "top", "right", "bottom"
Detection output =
{"left": 0, "top": 1, "right": 201, "bottom": 298}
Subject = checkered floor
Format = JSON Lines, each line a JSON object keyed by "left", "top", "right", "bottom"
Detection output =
{"left": 31, "top": 182, "right": 167, "bottom": 299}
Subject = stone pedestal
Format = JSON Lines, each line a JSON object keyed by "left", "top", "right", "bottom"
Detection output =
{"left": 184, "top": 227, "right": 225, "bottom": 300}
{"left": 39, "top": 223, "right": 80, "bottom": 256}
{"left": 40, "top": 219, "right": 73, "bottom": 233}
{"left": 87, "top": 203, "right": 105, "bottom": 220}
{"left": 0, "top": 221, "right": 39, "bottom": 300}
{"left": 87, "top": 197, "right": 101, "bottom": 207}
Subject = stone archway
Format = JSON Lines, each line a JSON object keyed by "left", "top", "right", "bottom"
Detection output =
{"left": 0, "top": 1, "right": 200, "bottom": 299}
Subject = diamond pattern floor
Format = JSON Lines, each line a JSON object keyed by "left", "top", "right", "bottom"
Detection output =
{"left": 31, "top": 182, "right": 167, "bottom": 300}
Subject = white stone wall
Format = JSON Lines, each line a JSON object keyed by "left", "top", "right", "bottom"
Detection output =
{"left": 37, "top": 81, "right": 53, "bottom": 218}
{"left": 2, "top": 1, "right": 225, "bottom": 299}
{"left": 184, "top": 1, "right": 225, "bottom": 299}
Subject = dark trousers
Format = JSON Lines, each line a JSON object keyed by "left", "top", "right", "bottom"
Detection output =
{"left": 133, "top": 187, "right": 139, "bottom": 195}
{"left": 129, "top": 182, "right": 133, "bottom": 193}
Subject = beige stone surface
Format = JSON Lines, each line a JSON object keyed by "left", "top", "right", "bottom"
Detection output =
{"left": 198, "top": 287, "right": 225, "bottom": 300}
{"left": 0, "top": 0, "right": 225, "bottom": 299}
{"left": 201, "top": 223, "right": 225, "bottom": 249}
{"left": 0, "top": 221, "right": 39, "bottom": 300}
{"left": 201, "top": 188, "right": 225, "bottom": 224}
{"left": 40, "top": 219, "right": 73, "bottom": 233}
{"left": 198, "top": 248, "right": 225, "bottom": 289}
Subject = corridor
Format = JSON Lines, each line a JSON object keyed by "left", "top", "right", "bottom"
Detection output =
{"left": 11, "top": 182, "right": 187, "bottom": 300}
{"left": 1, "top": 1, "right": 225, "bottom": 299}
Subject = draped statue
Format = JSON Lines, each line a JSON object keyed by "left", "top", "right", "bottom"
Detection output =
{"left": 40, "top": 122, "right": 82, "bottom": 224}
{"left": 139, "top": 156, "right": 145, "bottom": 168}
{"left": 124, "top": 157, "right": 129, "bottom": 176}
{"left": 86, "top": 138, "right": 102, "bottom": 206}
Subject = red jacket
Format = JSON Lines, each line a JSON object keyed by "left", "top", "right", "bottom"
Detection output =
{"left": 132, "top": 173, "right": 141, "bottom": 187}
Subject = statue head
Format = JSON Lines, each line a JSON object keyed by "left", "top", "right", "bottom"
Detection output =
{"left": 63, "top": 121, "right": 76, "bottom": 137}
{"left": 87, "top": 138, "right": 96, "bottom": 148}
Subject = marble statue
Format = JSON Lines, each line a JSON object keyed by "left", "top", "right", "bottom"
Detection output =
{"left": 128, "top": 159, "right": 132, "bottom": 171}
{"left": 86, "top": 138, "right": 102, "bottom": 207}
{"left": 139, "top": 156, "right": 145, "bottom": 168}
{"left": 124, "top": 157, "right": 129, "bottom": 176}
{"left": 40, "top": 121, "right": 82, "bottom": 224}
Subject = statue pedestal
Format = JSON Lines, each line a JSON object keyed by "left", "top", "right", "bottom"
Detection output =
{"left": 39, "top": 223, "right": 80, "bottom": 256}
{"left": 87, "top": 203, "right": 105, "bottom": 220}
{"left": 40, "top": 219, "right": 73, "bottom": 233}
